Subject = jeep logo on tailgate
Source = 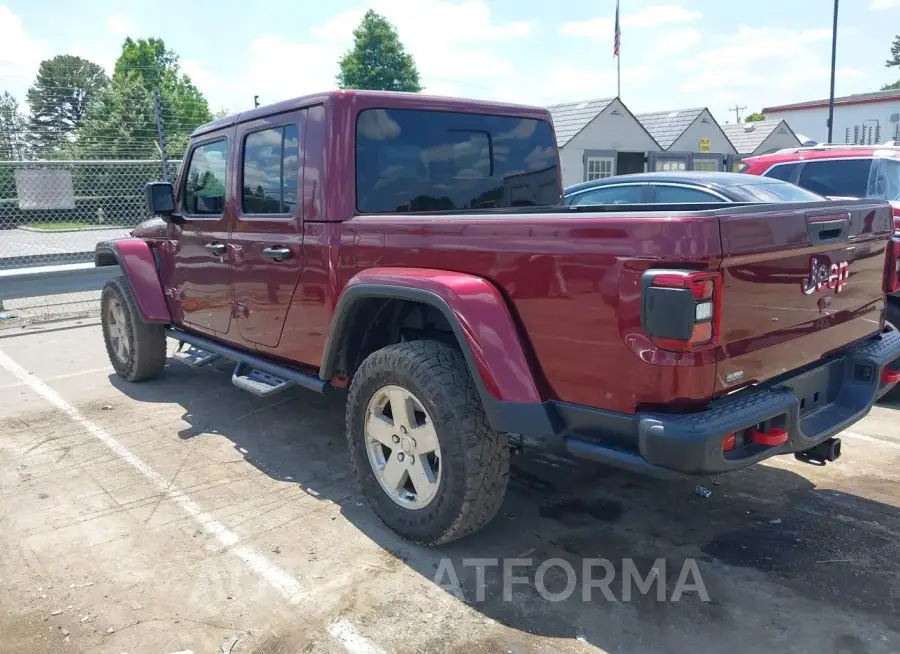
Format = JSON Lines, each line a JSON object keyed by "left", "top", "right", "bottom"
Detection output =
{"left": 802, "top": 257, "right": 849, "bottom": 295}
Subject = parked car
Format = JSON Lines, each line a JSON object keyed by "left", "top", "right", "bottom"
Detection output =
{"left": 564, "top": 171, "right": 826, "bottom": 206}
{"left": 741, "top": 145, "right": 900, "bottom": 331}
{"left": 95, "top": 90, "right": 900, "bottom": 545}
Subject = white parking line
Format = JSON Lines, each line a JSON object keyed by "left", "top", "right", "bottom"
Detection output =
{"left": 0, "top": 349, "right": 303, "bottom": 602}
{"left": 327, "top": 618, "right": 386, "bottom": 654}
{"left": 842, "top": 431, "right": 900, "bottom": 450}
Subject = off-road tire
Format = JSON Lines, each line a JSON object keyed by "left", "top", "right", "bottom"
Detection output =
{"left": 101, "top": 276, "right": 166, "bottom": 382}
{"left": 346, "top": 340, "right": 509, "bottom": 545}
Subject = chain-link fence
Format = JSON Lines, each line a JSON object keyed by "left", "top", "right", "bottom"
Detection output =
{"left": 0, "top": 158, "right": 180, "bottom": 326}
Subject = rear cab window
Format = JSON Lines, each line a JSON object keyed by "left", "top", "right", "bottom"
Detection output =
{"left": 355, "top": 109, "right": 560, "bottom": 213}
{"left": 182, "top": 139, "right": 228, "bottom": 215}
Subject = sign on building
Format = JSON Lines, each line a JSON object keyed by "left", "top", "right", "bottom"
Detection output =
{"left": 699, "top": 138, "right": 711, "bottom": 153}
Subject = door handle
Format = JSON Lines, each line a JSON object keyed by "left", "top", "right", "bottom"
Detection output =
{"left": 204, "top": 242, "right": 227, "bottom": 256}
{"left": 261, "top": 246, "right": 293, "bottom": 262}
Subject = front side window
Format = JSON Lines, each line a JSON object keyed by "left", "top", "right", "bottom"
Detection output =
{"left": 568, "top": 185, "right": 645, "bottom": 206}
{"left": 355, "top": 108, "right": 560, "bottom": 213}
{"left": 797, "top": 158, "right": 872, "bottom": 197}
{"left": 867, "top": 157, "right": 900, "bottom": 202}
{"left": 183, "top": 140, "right": 228, "bottom": 215}
{"left": 655, "top": 185, "right": 722, "bottom": 203}
{"left": 242, "top": 125, "right": 300, "bottom": 215}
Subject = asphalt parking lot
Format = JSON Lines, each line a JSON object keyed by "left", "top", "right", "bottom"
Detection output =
{"left": 1, "top": 320, "right": 899, "bottom": 654}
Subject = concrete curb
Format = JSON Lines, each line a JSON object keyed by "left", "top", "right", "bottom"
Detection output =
{"left": 16, "top": 225, "right": 130, "bottom": 233}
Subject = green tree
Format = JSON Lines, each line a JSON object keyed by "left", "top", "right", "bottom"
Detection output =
{"left": 77, "top": 38, "right": 212, "bottom": 159}
{"left": 337, "top": 10, "right": 422, "bottom": 92}
{"left": 0, "top": 92, "right": 28, "bottom": 160}
{"left": 26, "top": 55, "right": 108, "bottom": 155}
{"left": 883, "top": 34, "right": 900, "bottom": 90}
{"left": 744, "top": 111, "right": 765, "bottom": 122}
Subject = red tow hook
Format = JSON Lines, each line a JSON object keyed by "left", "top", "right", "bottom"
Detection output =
{"left": 749, "top": 427, "right": 789, "bottom": 446}
{"left": 881, "top": 368, "right": 900, "bottom": 384}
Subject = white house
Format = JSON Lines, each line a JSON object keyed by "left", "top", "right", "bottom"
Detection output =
{"left": 636, "top": 108, "right": 738, "bottom": 172}
{"left": 721, "top": 120, "right": 802, "bottom": 158}
{"left": 763, "top": 89, "right": 900, "bottom": 145}
{"left": 547, "top": 98, "right": 661, "bottom": 187}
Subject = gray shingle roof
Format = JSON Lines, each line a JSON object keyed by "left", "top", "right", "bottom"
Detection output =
{"left": 721, "top": 120, "right": 786, "bottom": 154}
{"left": 546, "top": 98, "right": 615, "bottom": 147}
{"left": 635, "top": 108, "right": 705, "bottom": 149}
{"left": 764, "top": 88, "right": 900, "bottom": 113}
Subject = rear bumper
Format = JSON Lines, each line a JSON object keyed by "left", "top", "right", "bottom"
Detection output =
{"left": 500, "top": 329, "right": 900, "bottom": 478}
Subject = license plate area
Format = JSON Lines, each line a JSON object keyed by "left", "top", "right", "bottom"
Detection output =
{"left": 778, "top": 359, "right": 844, "bottom": 418}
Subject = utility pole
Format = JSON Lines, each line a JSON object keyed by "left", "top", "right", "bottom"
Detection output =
{"left": 253, "top": 95, "right": 260, "bottom": 108}
{"left": 827, "top": 0, "right": 839, "bottom": 143}
{"left": 730, "top": 105, "right": 747, "bottom": 123}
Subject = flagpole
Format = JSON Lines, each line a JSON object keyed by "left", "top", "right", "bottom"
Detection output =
{"left": 615, "top": 0, "right": 621, "bottom": 97}
{"left": 617, "top": 47, "right": 621, "bottom": 98}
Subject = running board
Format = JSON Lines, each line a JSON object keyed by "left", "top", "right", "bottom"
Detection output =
{"left": 165, "top": 327, "right": 328, "bottom": 394}
{"left": 173, "top": 343, "right": 220, "bottom": 367}
{"left": 232, "top": 362, "right": 294, "bottom": 397}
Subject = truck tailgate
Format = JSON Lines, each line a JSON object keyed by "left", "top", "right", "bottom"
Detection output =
{"left": 716, "top": 200, "right": 894, "bottom": 393}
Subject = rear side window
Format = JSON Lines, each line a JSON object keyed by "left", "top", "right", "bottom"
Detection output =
{"left": 242, "top": 125, "right": 300, "bottom": 215}
{"left": 797, "top": 159, "right": 872, "bottom": 197}
{"left": 183, "top": 140, "right": 228, "bottom": 215}
{"left": 654, "top": 186, "right": 722, "bottom": 203}
{"left": 355, "top": 109, "right": 560, "bottom": 213}
{"left": 568, "top": 185, "right": 645, "bottom": 206}
{"left": 732, "top": 181, "right": 825, "bottom": 203}
{"left": 762, "top": 162, "right": 799, "bottom": 182}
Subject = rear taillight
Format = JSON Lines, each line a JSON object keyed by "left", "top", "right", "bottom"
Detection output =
{"left": 642, "top": 270, "right": 722, "bottom": 352}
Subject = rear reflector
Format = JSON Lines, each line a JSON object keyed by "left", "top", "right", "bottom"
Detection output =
{"left": 882, "top": 368, "right": 900, "bottom": 384}
{"left": 722, "top": 433, "right": 736, "bottom": 452}
{"left": 750, "top": 427, "right": 789, "bottom": 446}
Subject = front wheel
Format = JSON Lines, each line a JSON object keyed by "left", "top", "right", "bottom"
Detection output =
{"left": 101, "top": 276, "right": 167, "bottom": 382}
{"left": 346, "top": 340, "right": 509, "bottom": 545}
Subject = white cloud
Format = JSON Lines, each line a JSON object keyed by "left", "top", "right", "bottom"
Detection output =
{"left": 560, "top": 4, "right": 701, "bottom": 37}
{"left": 870, "top": 0, "right": 900, "bottom": 9}
{"left": 106, "top": 14, "right": 133, "bottom": 37}
{"left": 228, "top": 0, "right": 530, "bottom": 109}
{"left": 0, "top": 5, "right": 49, "bottom": 96}
{"left": 649, "top": 28, "right": 702, "bottom": 57}
{"left": 672, "top": 25, "right": 866, "bottom": 118}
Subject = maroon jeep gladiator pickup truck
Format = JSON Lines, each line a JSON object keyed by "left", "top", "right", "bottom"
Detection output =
{"left": 95, "top": 90, "right": 900, "bottom": 545}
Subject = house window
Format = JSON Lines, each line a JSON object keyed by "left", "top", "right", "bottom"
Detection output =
{"left": 586, "top": 157, "right": 614, "bottom": 180}
{"left": 692, "top": 159, "right": 719, "bottom": 172}
{"left": 654, "top": 158, "right": 688, "bottom": 172}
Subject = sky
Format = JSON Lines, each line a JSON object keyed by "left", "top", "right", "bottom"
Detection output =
{"left": 2, "top": 0, "right": 900, "bottom": 124}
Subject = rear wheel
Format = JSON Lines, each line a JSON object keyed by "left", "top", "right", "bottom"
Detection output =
{"left": 101, "top": 276, "right": 166, "bottom": 382}
{"left": 346, "top": 340, "right": 509, "bottom": 545}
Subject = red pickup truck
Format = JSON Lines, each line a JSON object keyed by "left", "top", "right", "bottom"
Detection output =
{"left": 96, "top": 90, "right": 900, "bottom": 545}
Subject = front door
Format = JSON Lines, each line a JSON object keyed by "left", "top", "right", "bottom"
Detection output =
{"left": 229, "top": 110, "right": 307, "bottom": 347}
{"left": 171, "top": 134, "right": 234, "bottom": 334}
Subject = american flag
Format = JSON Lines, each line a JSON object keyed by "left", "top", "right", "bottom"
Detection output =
{"left": 613, "top": 0, "right": 621, "bottom": 57}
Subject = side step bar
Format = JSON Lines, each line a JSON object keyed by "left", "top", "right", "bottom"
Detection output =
{"left": 165, "top": 327, "right": 328, "bottom": 394}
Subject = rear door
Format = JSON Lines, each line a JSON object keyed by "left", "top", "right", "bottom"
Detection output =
{"left": 230, "top": 110, "right": 307, "bottom": 347}
{"left": 716, "top": 200, "right": 894, "bottom": 392}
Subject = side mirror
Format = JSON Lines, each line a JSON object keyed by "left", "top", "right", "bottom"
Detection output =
{"left": 146, "top": 182, "right": 178, "bottom": 220}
